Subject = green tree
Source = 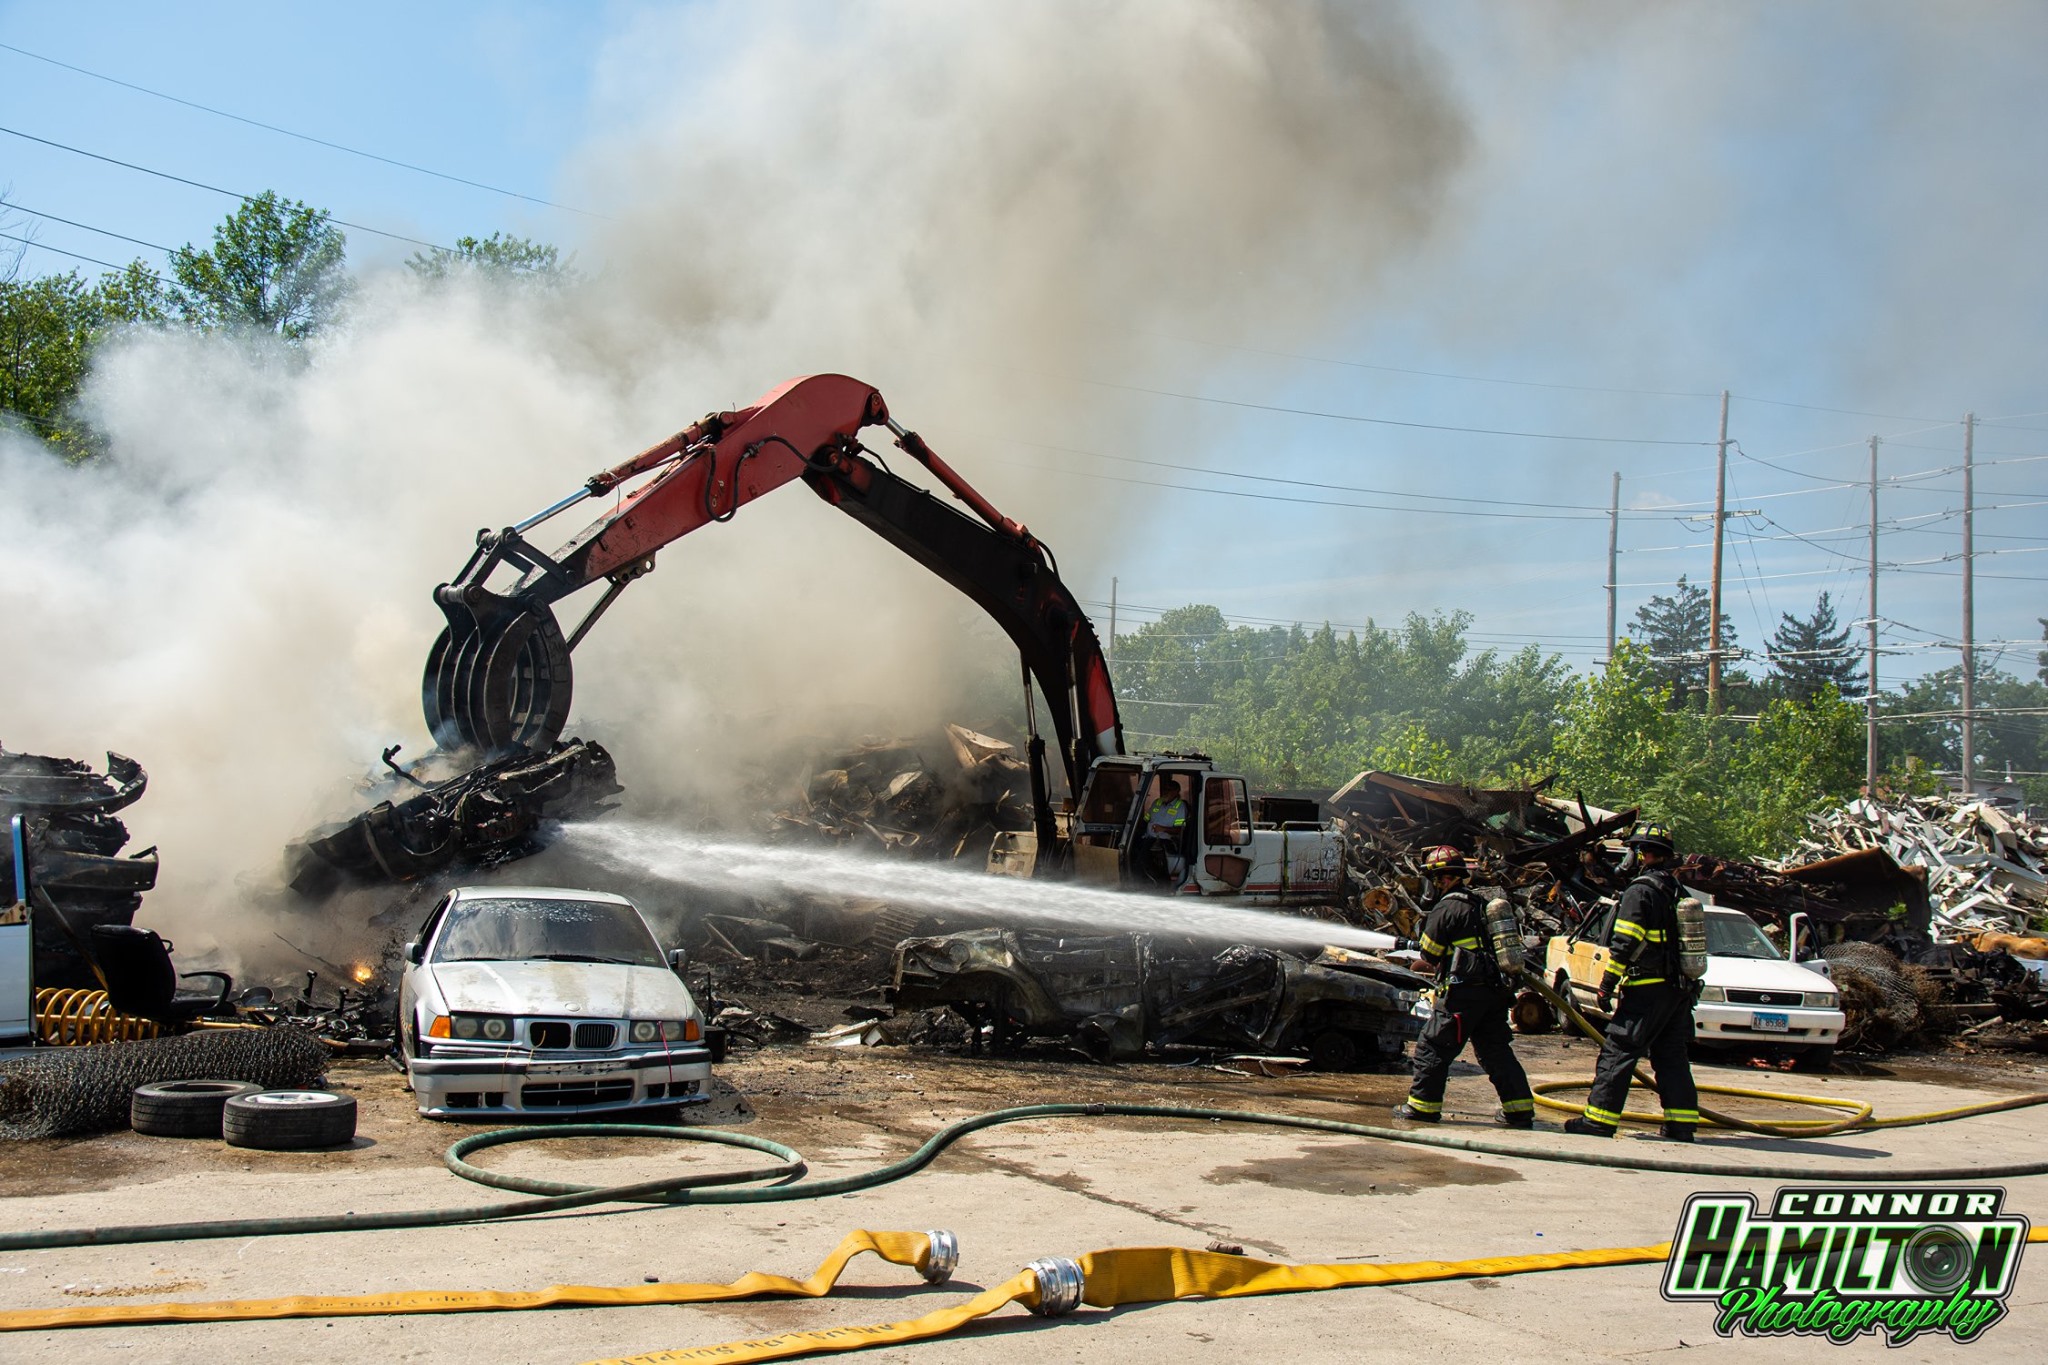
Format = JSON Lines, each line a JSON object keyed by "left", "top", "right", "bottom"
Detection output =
{"left": 0, "top": 259, "right": 173, "bottom": 457}
{"left": 1768, "top": 591, "right": 1865, "bottom": 702}
{"left": 1549, "top": 643, "right": 1862, "bottom": 857}
{"left": 170, "top": 192, "right": 348, "bottom": 340}
{"left": 1629, "top": 575, "right": 1740, "bottom": 708}
{"left": 407, "top": 232, "right": 572, "bottom": 288}
{"left": 1882, "top": 666, "right": 2048, "bottom": 804}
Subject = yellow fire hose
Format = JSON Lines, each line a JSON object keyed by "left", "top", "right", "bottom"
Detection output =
{"left": 9, "top": 1225, "right": 2047, "bottom": 1359}
{"left": 1519, "top": 971, "right": 2044, "bottom": 1138}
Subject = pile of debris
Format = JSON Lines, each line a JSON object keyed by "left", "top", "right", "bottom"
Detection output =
{"left": 767, "top": 724, "right": 1034, "bottom": 862}
{"left": 1325, "top": 770, "right": 1638, "bottom": 941}
{"left": 1785, "top": 794, "right": 2047, "bottom": 939}
{"left": 285, "top": 738, "right": 623, "bottom": 894}
{"left": 1, "top": 749, "right": 159, "bottom": 990}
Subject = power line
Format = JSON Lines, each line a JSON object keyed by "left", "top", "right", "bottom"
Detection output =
{"left": 0, "top": 230, "right": 121, "bottom": 269}
{"left": 5, "top": 202, "right": 171, "bottom": 253}
{"left": 0, "top": 124, "right": 452, "bottom": 251}
{"left": 1079, "top": 378, "right": 1715, "bottom": 446}
{"left": 0, "top": 40, "right": 604, "bottom": 219}
{"left": 1011, "top": 439, "right": 1676, "bottom": 517}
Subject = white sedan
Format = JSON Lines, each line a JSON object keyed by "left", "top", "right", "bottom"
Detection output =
{"left": 398, "top": 886, "right": 712, "bottom": 1117}
{"left": 1690, "top": 907, "right": 1844, "bottom": 1064}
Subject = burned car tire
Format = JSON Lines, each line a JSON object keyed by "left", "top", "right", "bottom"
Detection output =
{"left": 132, "top": 1080, "right": 266, "bottom": 1138}
{"left": 1510, "top": 989, "right": 1558, "bottom": 1036}
{"left": 223, "top": 1091, "right": 358, "bottom": 1150}
{"left": 1307, "top": 1031, "right": 1360, "bottom": 1073}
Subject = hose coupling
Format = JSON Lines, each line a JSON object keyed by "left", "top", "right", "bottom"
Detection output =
{"left": 1084, "top": 1102, "right": 1106, "bottom": 1116}
{"left": 920, "top": 1229, "right": 959, "bottom": 1284}
{"left": 1025, "top": 1256, "right": 1084, "bottom": 1316}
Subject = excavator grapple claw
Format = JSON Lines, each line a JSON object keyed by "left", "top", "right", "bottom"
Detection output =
{"left": 422, "top": 591, "right": 573, "bottom": 757}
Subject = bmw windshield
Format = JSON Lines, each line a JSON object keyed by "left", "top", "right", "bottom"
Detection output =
{"left": 432, "top": 898, "right": 665, "bottom": 967}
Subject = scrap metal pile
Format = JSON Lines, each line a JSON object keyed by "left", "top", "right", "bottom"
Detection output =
{"left": 285, "top": 738, "right": 622, "bottom": 893}
{"left": 1784, "top": 793, "right": 2047, "bottom": 939}
{"left": 0, "top": 749, "right": 159, "bottom": 990}
{"left": 1325, "top": 770, "right": 1639, "bottom": 941}
{"left": 766, "top": 724, "right": 1034, "bottom": 861}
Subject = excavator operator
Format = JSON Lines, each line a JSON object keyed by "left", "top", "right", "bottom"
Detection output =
{"left": 1141, "top": 778, "right": 1190, "bottom": 887}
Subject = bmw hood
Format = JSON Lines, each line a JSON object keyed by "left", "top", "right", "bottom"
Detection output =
{"left": 427, "top": 962, "right": 695, "bottom": 1019}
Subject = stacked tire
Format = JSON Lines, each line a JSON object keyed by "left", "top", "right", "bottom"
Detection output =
{"left": 131, "top": 1082, "right": 357, "bottom": 1148}
{"left": 131, "top": 1080, "right": 265, "bottom": 1137}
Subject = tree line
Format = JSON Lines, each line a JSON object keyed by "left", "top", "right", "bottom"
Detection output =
{"left": 1, "top": 190, "right": 564, "bottom": 457}
{"left": 1111, "top": 593, "right": 2048, "bottom": 861}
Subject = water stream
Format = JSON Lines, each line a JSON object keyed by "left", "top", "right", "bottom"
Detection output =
{"left": 564, "top": 822, "right": 1396, "bottom": 952}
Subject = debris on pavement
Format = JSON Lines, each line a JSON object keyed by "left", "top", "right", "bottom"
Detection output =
{"left": 0, "top": 1026, "right": 330, "bottom": 1140}
{"left": 1785, "top": 793, "right": 2048, "bottom": 938}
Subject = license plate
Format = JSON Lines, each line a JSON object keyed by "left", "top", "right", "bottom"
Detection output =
{"left": 529, "top": 1059, "right": 629, "bottom": 1075}
{"left": 1752, "top": 1012, "right": 1789, "bottom": 1033}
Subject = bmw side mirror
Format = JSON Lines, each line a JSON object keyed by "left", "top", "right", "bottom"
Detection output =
{"left": 405, "top": 940, "right": 424, "bottom": 966}
{"left": 668, "top": 948, "right": 689, "bottom": 974}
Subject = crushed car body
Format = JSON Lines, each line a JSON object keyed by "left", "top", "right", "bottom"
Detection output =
{"left": 397, "top": 886, "right": 711, "bottom": 1117}
{"left": 888, "top": 927, "right": 1423, "bottom": 1067}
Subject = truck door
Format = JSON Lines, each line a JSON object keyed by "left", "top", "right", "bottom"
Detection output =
{"left": 1193, "top": 775, "right": 1254, "bottom": 892}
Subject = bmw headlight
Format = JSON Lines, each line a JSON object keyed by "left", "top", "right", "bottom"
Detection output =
{"left": 1804, "top": 991, "right": 1837, "bottom": 1009}
{"left": 630, "top": 1020, "right": 659, "bottom": 1044}
{"left": 1696, "top": 986, "right": 1725, "bottom": 1003}
{"left": 451, "top": 1012, "right": 514, "bottom": 1041}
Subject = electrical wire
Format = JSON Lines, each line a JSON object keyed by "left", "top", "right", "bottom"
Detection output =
{"left": 0, "top": 124, "right": 453, "bottom": 251}
{"left": 0, "top": 40, "right": 603, "bottom": 219}
{"left": 0, "top": 230, "right": 121, "bottom": 269}
{"left": 4, "top": 202, "right": 171, "bottom": 253}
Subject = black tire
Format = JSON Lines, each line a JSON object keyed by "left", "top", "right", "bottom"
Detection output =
{"left": 1307, "top": 1031, "right": 1360, "bottom": 1072}
{"left": 131, "top": 1080, "right": 266, "bottom": 1138}
{"left": 222, "top": 1090, "right": 358, "bottom": 1150}
{"left": 1511, "top": 989, "right": 1558, "bottom": 1036}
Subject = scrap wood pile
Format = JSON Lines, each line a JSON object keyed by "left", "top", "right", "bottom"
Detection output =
{"left": 767, "top": 723, "right": 1034, "bottom": 861}
{"left": 1325, "top": 770, "right": 1638, "bottom": 941}
{"left": 1784, "top": 794, "right": 2048, "bottom": 939}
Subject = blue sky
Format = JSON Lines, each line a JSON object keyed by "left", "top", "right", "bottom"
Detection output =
{"left": 5, "top": 1, "right": 2044, "bottom": 687}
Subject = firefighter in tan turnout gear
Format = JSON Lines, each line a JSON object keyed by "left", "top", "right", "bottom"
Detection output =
{"left": 1393, "top": 846, "right": 1535, "bottom": 1128}
{"left": 1563, "top": 822, "right": 1702, "bottom": 1142}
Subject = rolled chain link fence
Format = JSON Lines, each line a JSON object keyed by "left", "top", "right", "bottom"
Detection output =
{"left": 0, "top": 1028, "right": 330, "bottom": 1140}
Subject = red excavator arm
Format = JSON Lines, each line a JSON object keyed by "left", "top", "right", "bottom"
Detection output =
{"left": 424, "top": 373, "right": 1123, "bottom": 847}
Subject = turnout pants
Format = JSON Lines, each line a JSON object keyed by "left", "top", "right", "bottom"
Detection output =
{"left": 1405, "top": 981, "right": 1534, "bottom": 1118}
{"left": 1582, "top": 982, "right": 1699, "bottom": 1132}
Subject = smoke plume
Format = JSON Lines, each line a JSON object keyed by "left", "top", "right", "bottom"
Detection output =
{"left": 0, "top": 1, "right": 1464, "bottom": 965}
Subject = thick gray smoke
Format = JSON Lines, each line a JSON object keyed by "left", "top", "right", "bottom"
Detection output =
{"left": 0, "top": 1, "right": 1464, "bottom": 963}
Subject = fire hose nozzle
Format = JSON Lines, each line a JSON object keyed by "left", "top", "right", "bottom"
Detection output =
{"left": 920, "top": 1229, "right": 959, "bottom": 1284}
{"left": 1026, "top": 1257, "right": 1084, "bottom": 1316}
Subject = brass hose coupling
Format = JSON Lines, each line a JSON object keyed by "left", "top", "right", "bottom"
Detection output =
{"left": 920, "top": 1230, "right": 959, "bottom": 1284}
{"left": 1025, "top": 1257, "right": 1085, "bottom": 1316}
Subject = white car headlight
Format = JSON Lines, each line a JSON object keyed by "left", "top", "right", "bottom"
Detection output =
{"left": 1696, "top": 986, "right": 1725, "bottom": 1003}
{"left": 630, "top": 1020, "right": 659, "bottom": 1043}
{"left": 1804, "top": 992, "right": 1837, "bottom": 1009}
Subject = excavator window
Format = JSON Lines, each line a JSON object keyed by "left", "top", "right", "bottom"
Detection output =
{"left": 1078, "top": 766, "right": 1142, "bottom": 827}
{"left": 1203, "top": 777, "right": 1252, "bottom": 848}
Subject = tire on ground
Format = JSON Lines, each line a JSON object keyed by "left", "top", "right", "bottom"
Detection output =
{"left": 222, "top": 1090, "right": 358, "bottom": 1150}
{"left": 131, "top": 1080, "right": 266, "bottom": 1137}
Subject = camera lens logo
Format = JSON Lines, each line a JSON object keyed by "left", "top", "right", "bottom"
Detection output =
{"left": 1903, "top": 1226, "right": 1973, "bottom": 1296}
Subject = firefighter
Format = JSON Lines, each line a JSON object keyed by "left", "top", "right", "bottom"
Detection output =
{"left": 1142, "top": 777, "right": 1190, "bottom": 885}
{"left": 1563, "top": 823, "right": 1700, "bottom": 1142}
{"left": 1392, "top": 845, "right": 1536, "bottom": 1128}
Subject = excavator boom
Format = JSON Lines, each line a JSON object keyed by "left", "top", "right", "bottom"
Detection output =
{"left": 424, "top": 375, "right": 1123, "bottom": 843}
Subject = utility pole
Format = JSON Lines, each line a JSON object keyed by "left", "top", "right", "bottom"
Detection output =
{"left": 1605, "top": 471, "right": 1620, "bottom": 664}
{"left": 1707, "top": 389, "right": 1731, "bottom": 714}
{"left": 1866, "top": 435, "right": 1880, "bottom": 794}
{"left": 1961, "top": 414, "right": 1976, "bottom": 794}
{"left": 1107, "top": 576, "right": 1118, "bottom": 672}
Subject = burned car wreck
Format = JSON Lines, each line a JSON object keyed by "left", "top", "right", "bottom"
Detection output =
{"left": 889, "top": 929, "right": 1425, "bottom": 1068}
{"left": 286, "top": 739, "right": 622, "bottom": 893}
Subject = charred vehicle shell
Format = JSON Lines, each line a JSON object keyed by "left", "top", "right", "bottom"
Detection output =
{"left": 398, "top": 886, "right": 711, "bottom": 1117}
{"left": 888, "top": 928, "right": 1424, "bottom": 1068}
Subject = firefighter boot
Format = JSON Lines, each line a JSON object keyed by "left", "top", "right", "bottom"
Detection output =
{"left": 1496, "top": 1107, "right": 1535, "bottom": 1130}
{"left": 1562, "top": 1116, "right": 1615, "bottom": 1138}
{"left": 1391, "top": 1102, "right": 1441, "bottom": 1123}
{"left": 1661, "top": 1123, "right": 1696, "bottom": 1143}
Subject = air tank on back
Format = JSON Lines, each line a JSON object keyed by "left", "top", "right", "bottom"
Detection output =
{"left": 1676, "top": 896, "right": 1710, "bottom": 979}
{"left": 1484, "top": 897, "right": 1525, "bottom": 975}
